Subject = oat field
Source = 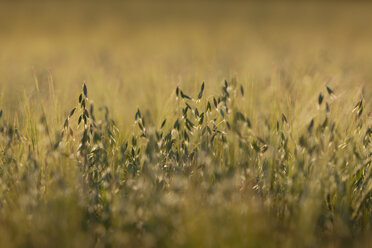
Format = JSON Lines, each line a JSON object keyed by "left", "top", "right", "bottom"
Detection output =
{"left": 0, "top": 2, "right": 371, "bottom": 247}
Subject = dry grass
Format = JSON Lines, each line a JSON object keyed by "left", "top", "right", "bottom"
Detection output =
{"left": 0, "top": 2, "right": 371, "bottom": 247}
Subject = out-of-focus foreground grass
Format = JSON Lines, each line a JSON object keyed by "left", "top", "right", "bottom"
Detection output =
{"left": 0, "top": 1, "right": 371, "bottom": 247}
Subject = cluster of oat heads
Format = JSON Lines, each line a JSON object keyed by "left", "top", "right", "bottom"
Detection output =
{"left": 0, "top": 80, "right": 371, "bottom": 247}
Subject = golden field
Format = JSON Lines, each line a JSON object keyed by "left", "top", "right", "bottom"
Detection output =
{"left": 0, "top": 2, "right": 371, "bottom": 247}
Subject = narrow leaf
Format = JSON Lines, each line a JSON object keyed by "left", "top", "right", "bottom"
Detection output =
{"left": 69, "top": 108, "right": 76, "bottom": 117}
{"left": 180, "top": 90, "right": 192, "bottom": 100}
{"left": 161, "top": 119, "right": 166, "bottom": 128}
{"left": 83, "top": 83, "right": 88, "bottom": 97}
{"left": 198, "top": 82, "right": 205, "bottom": 99}
{"left": 318, "top": 93, "right": 324, "bottom": 105}
{"left": 326, "top": 86, "right": 334, "bottom": 95}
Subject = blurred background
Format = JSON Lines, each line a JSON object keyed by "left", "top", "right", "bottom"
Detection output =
{"left": 0, "top": 1, "right": 371, "bottom": 128}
